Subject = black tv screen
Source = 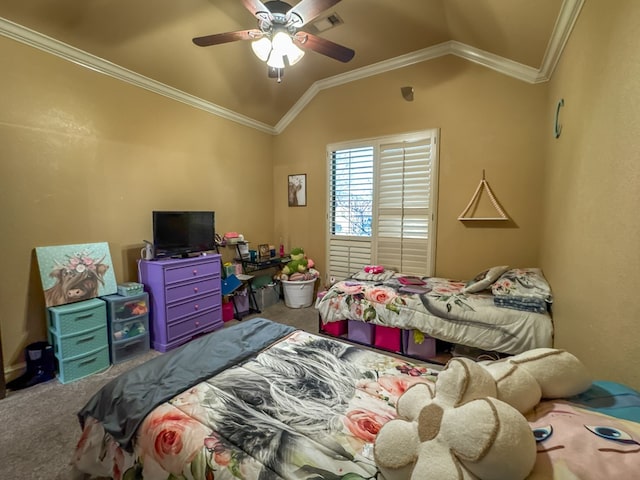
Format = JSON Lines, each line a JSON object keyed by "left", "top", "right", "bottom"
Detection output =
{"left": 152, "top": 211, "right": 215, "bottom": 258}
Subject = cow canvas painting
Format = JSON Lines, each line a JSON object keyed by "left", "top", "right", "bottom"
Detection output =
{"left": 36, "top": 242, "right": 117, "bottom": 307}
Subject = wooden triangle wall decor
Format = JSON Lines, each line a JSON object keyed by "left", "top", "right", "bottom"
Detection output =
{"left": 458, "top": 171, "right": 509, "bottom": 221}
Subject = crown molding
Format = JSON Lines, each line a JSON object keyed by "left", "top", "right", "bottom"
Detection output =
{"left": 275, "top": 40, "right": 540, "bottom": 133}
{"left": 449, "top": 41, "right": 540, "bottom": 83}
{"left": 277, "top": 0, "right": 584, "bottom": 132}
{"left": 535, "top": 0, "right": 585, "bottom": 82}
{"left": 1, "top": 0, "right": 583, "bottom": 135}
{"left": 275, "top": 42, "right": 452, "bottom": 133}
{"left": 0, "top": 17, "right": 276, "bottom": 135}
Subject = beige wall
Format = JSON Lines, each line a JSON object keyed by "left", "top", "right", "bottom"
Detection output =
{"left": 273, "top": 55, "right": 549, "bottom": 283}
{"left": 0, "top": 37, "right": 274, "bottom": 374}
{"left": 541, "top": 0, "right": 640, "bottom": 389}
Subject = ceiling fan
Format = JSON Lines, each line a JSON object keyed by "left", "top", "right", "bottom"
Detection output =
{"left": 192, "top": 0, "right": 355, "bottom": 81}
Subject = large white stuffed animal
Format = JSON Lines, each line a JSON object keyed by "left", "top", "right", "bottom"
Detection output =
{"left": 374, "top": 349, "right": 592, "bottom": 480}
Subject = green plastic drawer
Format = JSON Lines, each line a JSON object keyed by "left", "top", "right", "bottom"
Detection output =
{"left": 56, "top": 345, "right": 109, "bottom": 384}
{"left": 48, "top": 298, "right": 106, "bottom": 336}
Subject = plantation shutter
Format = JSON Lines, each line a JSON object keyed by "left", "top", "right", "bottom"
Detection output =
{"left": 375, "top": 136, "right": 436, "bottom": 275}
{"left": 327, "top": 130, "right": 438, "bottom": 283}
{"left": 328, "top": 147, "right": 374, "bottom": 280}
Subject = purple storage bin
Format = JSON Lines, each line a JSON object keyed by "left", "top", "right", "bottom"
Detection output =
{"left": 402, "top": 329, "right": 437, "bottom": 360}
{"left": 348, "top": 320, "right": 375, "bottom": 345}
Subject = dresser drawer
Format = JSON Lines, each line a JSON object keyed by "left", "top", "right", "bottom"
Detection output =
{"left": 164, "top": 260, "right": 220, "bottom": 285}
{"left": 49, "top": 324, "right": 108, "bottom": 359}
{"left": 165, "top": 278, "right": 219, "bottom": 304}
{"left": 166, "top": 294, "right": 219, "bottom": 322}
{"left": 48, "top": 298, "right": 106, "bottom": 335}
{"left": 167, "top": 309, "right": 220, "bottom": 341}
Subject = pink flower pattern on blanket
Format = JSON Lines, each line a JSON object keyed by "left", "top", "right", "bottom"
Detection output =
{"left": 343, "top": 408, "right": 394, "bottom": 443}
{"left": 137, "top": 404, "right": 210, "bottom": 475}
{"left": 364, "top": 286, "right": 397, "bottom": 304}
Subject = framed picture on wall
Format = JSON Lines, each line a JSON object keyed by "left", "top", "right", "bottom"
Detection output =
{"left": 288, "top": 174, "right": 306, "bottom": 207}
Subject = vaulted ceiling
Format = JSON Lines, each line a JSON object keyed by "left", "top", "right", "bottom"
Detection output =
{"left": 0, "top": 0, "right": 583, "bottom": 133}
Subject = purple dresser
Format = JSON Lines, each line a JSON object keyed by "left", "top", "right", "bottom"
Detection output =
{"left": 138, "top": 255, "right": 223, "bottom": 352}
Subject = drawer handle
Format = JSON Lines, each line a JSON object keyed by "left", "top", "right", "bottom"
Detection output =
{"left": 193, "top": 287, "right": 199, "bottom": 293}
{"left": 78, "top": 357, "right": 97, "bottom": 367}
{"left": 195, "top": 321, "right": 200, "bottom": 327}
{"left": 77, "top": 335, "right": 95, "bottom": 344}
{"left": 75, "top": 314, "right": 93, "bottom": 321}
{"left": 192, "top": 269, "right": 198, "bottom": 275}
{"left": 194, "top": 304, "right": 199, "bottom": 310}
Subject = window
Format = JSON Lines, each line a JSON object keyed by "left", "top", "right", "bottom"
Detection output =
{"left": 326, "top": 129, "right": 438, "bottom": 281}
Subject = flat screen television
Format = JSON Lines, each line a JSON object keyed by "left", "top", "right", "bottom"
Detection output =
{"left": 152, "top": 211, "right": 215, "bottom": 259}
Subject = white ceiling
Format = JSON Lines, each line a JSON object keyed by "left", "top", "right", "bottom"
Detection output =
{"left": 0, "top": 0, "right": 584, "bottom": 133}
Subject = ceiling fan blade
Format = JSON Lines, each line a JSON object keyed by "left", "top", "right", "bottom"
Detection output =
{"left": 192, "top": 29, "right": 263, "bottom": 47}
{"left": 242, "top": 0, "right": 273, "bottom": 22}
{"left": 287, "top": 0, "right": 342, "bottom": 27}
{"left": 294, "top": 31, "right": 354, "bottom": 62}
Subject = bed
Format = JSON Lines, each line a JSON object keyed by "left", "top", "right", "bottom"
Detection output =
{"left": 71, "top": 318, "right": 640, "bottom": 480}
{"left": 316, "top": 266, "right": 555, "bottom": 356}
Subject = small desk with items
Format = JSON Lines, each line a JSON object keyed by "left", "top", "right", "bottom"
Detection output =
{"left": 218, "top": 241, "right": 289, "bottom": 319}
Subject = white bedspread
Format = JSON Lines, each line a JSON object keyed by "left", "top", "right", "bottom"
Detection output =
{"left": 316, "top": 276, "right": 553, "bottom": 355}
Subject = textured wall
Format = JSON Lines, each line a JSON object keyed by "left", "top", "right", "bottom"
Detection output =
{"left": 541, "top": 0, "right": 640, "bottom": 389}
{"left": 0, "top": 37, "right": 273, "bottom": 375}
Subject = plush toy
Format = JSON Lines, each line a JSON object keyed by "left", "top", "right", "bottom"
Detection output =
{"left": 374, "top": 348, "right": 592, "bottom": 480}
{"left": 282, "top": 247, "right": 308, "bottom": 276}
{"left": 364, "top": 265, "right": 385, "bottom": 274}
{"left": 281, "top": 247, "right": 320, "bottom": 281}
{"left": 289, "top": 247, "right": 305, "bottom": 262}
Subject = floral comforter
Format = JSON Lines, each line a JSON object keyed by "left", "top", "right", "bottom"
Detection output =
{"left": 72, "top": 329, "right": 439, "bottom": 480}
{"left": 316, "top": 276, "right": 553, "bottom": 355}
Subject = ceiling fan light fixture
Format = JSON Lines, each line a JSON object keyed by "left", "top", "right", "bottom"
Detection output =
{"left": 193, "top": 0, "right": 355, "bottom": 81}
{"left": 286, "top": 43, "right": 305, "bottom": 65}
{"left": 267, "top": 51, "right": 286, "bottom": 69}
{"left": 251, "top": 37, "right": 272, "bottom": 62}
{"left": 271, "top": 30, "right": 293, "bottom": 54}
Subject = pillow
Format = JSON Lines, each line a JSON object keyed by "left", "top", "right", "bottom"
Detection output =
{"left": 462, "top": 265, "right": 510, "bottom": 293}
{"left": 351, "top": 269, "right": 395, "bottom": 282}
{"left": 491, "top": 268, "right": 553, "bottom": 302}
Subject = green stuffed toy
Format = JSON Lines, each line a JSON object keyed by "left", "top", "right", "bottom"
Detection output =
{"left": 282, "top": 247, "right": 309, "bottom": 276}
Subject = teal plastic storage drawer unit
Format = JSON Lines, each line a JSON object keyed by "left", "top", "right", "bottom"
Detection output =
{"left": 102, "top": 293, "right": 151, "bottom": 364}
{"left": 47, "top": 298, "right": 109, "bottom": 383}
